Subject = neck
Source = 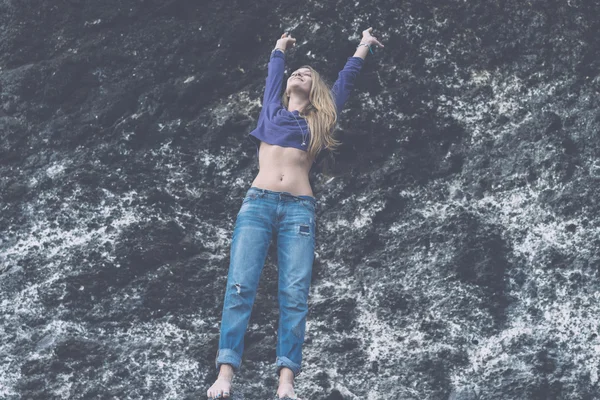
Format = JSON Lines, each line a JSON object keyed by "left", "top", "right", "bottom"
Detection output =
{"left": 287, "top": 94, "right": 310, "bottom": 114}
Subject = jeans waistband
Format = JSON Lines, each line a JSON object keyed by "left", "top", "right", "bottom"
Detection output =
{"left": 247, "top": 186, "right": 317, "bottom": 204}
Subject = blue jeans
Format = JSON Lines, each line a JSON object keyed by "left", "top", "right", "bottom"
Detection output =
{"left": 215, "top": 187, "right": 317, "bottom": 377}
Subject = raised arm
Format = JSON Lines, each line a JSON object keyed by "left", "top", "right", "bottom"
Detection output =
{"left": 263, "top": 32, "right": 297, "bottom": 105}
{"left": 331, "top": 57, "right": 364, "bottom": 112}
{"left": 331, "top": 27, "right": 385, "bottom": 112}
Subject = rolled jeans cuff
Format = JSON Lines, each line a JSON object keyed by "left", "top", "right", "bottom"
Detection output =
{"left": 215, "top": 348, "right": 242, "bottom": 374}
{"left": 276, "top": 356, "right": 302, "bottom": 377}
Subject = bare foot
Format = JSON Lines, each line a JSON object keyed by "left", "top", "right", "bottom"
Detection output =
{"left": 276, "top": 367, "right": 299, "bottom": 399}
{"left": 207, "top": 364, "right": 234, "bottom": 399}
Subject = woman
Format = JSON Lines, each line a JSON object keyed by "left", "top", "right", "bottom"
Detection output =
{"left": 207, "top": 27, "right": 384, "bottom": 400}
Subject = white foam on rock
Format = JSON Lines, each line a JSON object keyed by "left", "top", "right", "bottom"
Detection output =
{"left": 397, "top": 177, "right": 600, "bottom": 390}
{"left": 210, "top": 91, "right": 260, "bottom": 127}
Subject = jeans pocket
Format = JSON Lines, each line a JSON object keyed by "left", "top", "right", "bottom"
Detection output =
{"left": 237, "top": 193, "right": 258, "bottom": 217}
{"left": 242, "top": 193, "right": 258, "bottom": 204}
{"left": 299, "top": 199, "right": 316, "bottom": 213}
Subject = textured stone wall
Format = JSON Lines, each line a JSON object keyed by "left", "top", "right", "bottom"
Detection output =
{"left": 1, "top": 0, "right": 599, "bottom": 399}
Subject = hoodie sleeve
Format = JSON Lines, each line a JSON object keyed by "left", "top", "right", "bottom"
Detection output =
{"left": 331, "top": 56, "right": 365, "bottom": 112}
{"left": 262, "top": 50, "right": 286, "bottom": 105}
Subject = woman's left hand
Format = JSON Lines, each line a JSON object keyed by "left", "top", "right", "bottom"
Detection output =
{"left": 361, "top": 27, "right": 385, "bottom": 48}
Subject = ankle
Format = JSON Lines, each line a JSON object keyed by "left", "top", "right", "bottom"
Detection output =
{"left": 279, "top": 378, "right": 294, "bottom": 385}
{"left": 218, "top": 364, "right": 235, "bottom": 379}
{"left": 278, "top": 367, "right": 295, "bottom": 384}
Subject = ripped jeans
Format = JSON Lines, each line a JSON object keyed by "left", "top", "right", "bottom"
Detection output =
{"left": 215, "top": 187, "right": 317, "bottom": 377}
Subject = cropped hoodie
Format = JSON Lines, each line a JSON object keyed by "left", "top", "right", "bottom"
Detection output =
{"left": 248, "top": 50, "right": 364, "bottom": 163}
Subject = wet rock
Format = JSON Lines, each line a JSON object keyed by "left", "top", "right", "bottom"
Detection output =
{"left": 2, "top": 0, "right": 600, "bottom": 399}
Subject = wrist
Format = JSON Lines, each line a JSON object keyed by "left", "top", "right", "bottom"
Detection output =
{"left": 356, "top": 42, "right": 373, "bottom": 54}
{"left": 272, "top": 47, "right": 285, "bottom": 54}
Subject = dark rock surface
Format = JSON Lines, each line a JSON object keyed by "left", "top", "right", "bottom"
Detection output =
{"left": 1, "top": 0, "right": 600, "bottom": 399}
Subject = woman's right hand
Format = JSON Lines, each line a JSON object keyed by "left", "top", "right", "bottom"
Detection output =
{"left": 275, "top": 32, "right": 296, "bottom": 52}
{"left": 361, "top": 27, "right": 385, "bottom": 49}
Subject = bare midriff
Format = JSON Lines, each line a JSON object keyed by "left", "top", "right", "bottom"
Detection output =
{"left": 250, "top": 142, "right": 314, "bottom": 197}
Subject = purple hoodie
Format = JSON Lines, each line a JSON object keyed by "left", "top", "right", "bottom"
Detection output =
{"left": 248, "top": 50, "right": 364, "bottom": 162}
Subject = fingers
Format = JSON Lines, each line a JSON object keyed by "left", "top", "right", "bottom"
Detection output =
{"left": 363, "top": 27, "right": 385, "bottom": 47}
{"left": 371, "top": 37, "right": 384, "bottom": 47}
{"left": 278, "top": 32, "right": 296, "bottom": 50}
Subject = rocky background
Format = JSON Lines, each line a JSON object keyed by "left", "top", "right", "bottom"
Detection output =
{"left": 1, "top": 0, "right": 600, "bottom": 399}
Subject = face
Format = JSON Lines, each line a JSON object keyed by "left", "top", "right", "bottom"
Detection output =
{"left": 286, "top": 68, "right": 313, "bottom": 95}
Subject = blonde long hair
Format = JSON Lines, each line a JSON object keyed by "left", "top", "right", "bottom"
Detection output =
{"left": 283, "top": 65, "right": 339, "bottom": 160}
